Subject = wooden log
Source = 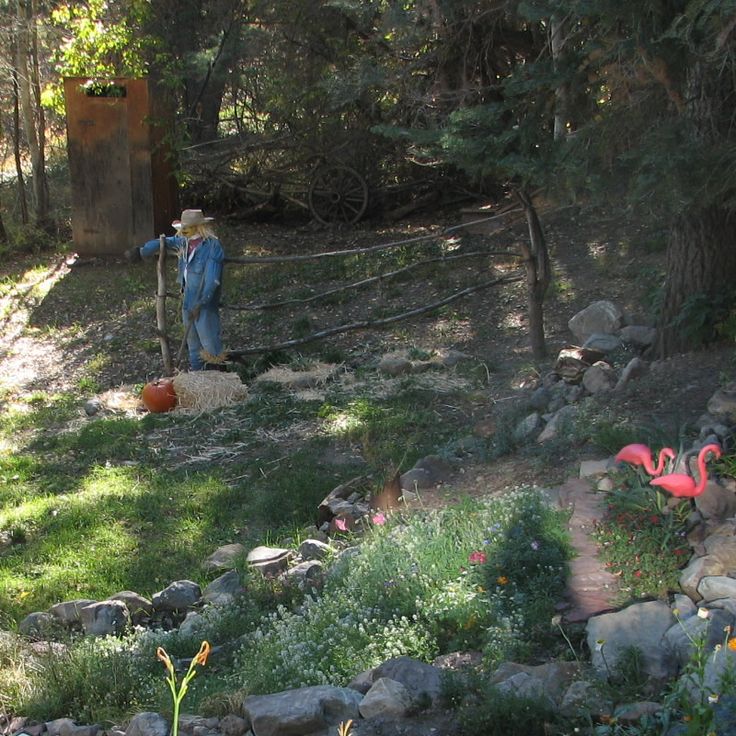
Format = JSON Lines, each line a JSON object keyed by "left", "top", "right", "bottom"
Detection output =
{"left": 156, "top": 234, "right": 173, "bottom": 376}
{"left": 226, "top": 273, "right": 523, "bottom": 359}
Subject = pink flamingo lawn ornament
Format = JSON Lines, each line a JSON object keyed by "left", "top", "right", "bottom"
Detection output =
{"left": 649, "top": 443, "right": 723, "bottom": 498}
{"left": 614, "top": 443, "right": 676, "bottom": 477}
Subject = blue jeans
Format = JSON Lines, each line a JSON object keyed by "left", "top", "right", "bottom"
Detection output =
{"left": 183, "top": 306, "right": 222, "bottom": 370}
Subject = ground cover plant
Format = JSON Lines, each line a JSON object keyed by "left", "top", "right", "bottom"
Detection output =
{"left": 1, "top": 487, "right": 572, "bottom": 725}
{"left": 593, "top": 468, "right": 692, "bottom": 602}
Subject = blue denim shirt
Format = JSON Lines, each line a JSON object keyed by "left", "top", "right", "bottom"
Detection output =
{"left": 140, "top": 236, "right": 225, "bottom": 311}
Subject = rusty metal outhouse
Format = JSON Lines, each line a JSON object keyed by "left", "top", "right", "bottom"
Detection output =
{"left": 64, "top": 77, "right": 178, "bottom": 255}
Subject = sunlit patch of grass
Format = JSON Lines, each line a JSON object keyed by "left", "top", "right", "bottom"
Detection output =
{"left": 0, "top": 392, "right": 80, "bottom": 439}
{"left": 0, "top": 464, "right": 244, "bottom": 620}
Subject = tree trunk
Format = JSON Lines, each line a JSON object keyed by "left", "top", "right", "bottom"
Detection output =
{"left": 658, "top": 205, "right": 736, "bottom": 356}
{"left": 657, "top": 60, "right": 736, "bottom": 356}
{"left": 9, "top": 42, "right": 28, "bottom": 225}
{"left": 515, "top": 189, "right": 550, "bottom": 360}
{"left": 15, "top": 0, "right": 48, "bottom": 227}
{"left": 550, "top": 13, "right": 568, "bottom": 140}
{"left": 184, "top": 7, "right": 243, "bottom": 144}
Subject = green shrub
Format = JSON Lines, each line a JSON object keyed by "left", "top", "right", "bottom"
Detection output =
{"left": 20, "top": 636, "right": 161, "bottom": 724}
{"left": 230, "top": 488, "right": 572, "bottom": 695}
{"left": 457, "top": 687, "right": 558, "bottom": 736}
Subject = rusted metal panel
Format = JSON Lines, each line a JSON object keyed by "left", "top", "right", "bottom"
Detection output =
{"left": 64, "top": 77, "right": 178, "bottom": 255}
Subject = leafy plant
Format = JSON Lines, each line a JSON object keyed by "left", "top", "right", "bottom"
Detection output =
{"left": 229, "top": 489, "right": 572, "bottom": 695}
{"left": 457, "top": 686, "right": 558, "bottom": 736}
{"left": 157, "top": 641, "right": 211, "bottom": 736}
{"left": 593, "top": 476, "right": 691, "bottom": 600}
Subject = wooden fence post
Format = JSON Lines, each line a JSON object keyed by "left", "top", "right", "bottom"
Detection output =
{"left": 156, "top": 234, "right": 173, "bottom": 376}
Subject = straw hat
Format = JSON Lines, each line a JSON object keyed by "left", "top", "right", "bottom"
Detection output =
{"left": 172, "top": 209, "right": 214, "bottom": 229}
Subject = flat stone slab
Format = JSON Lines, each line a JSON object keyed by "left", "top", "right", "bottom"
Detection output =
{"left": 554, "top": 477, "right": 620, "bottom": 623}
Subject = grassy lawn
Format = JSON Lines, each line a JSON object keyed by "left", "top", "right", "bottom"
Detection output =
{"left": 0, "top": 372, "right": 474, "bottom": 623}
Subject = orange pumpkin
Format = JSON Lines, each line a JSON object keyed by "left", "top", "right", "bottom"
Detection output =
{"left": 141, "top": 378, "right": 177, "bottom": 413}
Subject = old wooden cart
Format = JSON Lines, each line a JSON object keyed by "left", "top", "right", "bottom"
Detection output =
{"left": 184, "top": 135, "right": 371, "bottom": 225}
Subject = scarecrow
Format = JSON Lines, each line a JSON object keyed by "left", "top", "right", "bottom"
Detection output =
{"left": 126, "top": 208, "right": 225, "bottom": 370}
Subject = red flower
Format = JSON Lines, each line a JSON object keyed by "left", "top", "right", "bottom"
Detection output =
{"left": 469, "top": 550, "right": 487, "bottom": 565}
{"left": 633, "top": 570, "right": 642, "bottom": 577}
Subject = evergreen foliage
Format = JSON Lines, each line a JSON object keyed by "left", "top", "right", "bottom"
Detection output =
{"left": 1, "top": 0, "right": 735, "bottom": 351}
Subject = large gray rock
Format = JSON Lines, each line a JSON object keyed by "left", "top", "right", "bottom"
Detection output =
{"left": 359, "top": 677, "right": 412, "bottom": 719}
{"left": 109, "top": 591, "right": 153, "bottom": 622}
{"left": 298, "top": 539, "right": 331, "bottom": 561}
{"left": 707, "top": 381, "right": 736, "bottom": 423}
{"left": 490, "top": 661, "right": 580, "bottom": 706}
{"left": 152, "top": 580, "right": 201, "bottom": 611}
{"left": 219, "top": 715, "right": 249, "bottom": 736}
{"left": 284, "top": 560, "right": 324, "bottom": 590}
{"left": 125, "top": 713, "right": 169, "bottom": 736}
{"left": 568, "top": 301, "right": 623, "bottom": 343}
{"left": 49, "top": 599, "right": 97, "bottom": 625}
{"left": 702, "top": 646, "right": 736, "bottom": 696}
{"left": 45, "top": 718, "right": 76, "bottom": 736}
{"left": 704, "top": 524, "right": 736, "bottom": 568}
{"left": 400, "top": 455, "right": 453, "bottom": 491}
{"left": 679, "top": 555, "right": 726, "bottom": 600}
{"left": 18, "top": 611, "right": 57, "bottom": 638}
{"left": 203, "top": 570, "right": 244, "bottom": 606}
{"left": 694, "top": 480, "right": 736, "bottom": 522}
{"left": 583, "top": 333, "right": 622, "bottom": 354}
{"left": 698, "top": 576, "right": 736, "bottom": 602}
{"left": 619, "top": 325, "right": 657, "bottom": 349}
{"left": 203, "top": 543, "right": 246, "bottom": 572}
{"left": 586, "top": 600, "right": 676, "bottom": 680}
{"left": 560, "top": 680, "right": 613, "bottom": 719}
{"left": 80, "top": 600, "right": 129, "bottom": 636}
{"left": 537, "top": 405, "right": 578, "bottom": 444}
{"left": 664, "top": 608, "right": 734, "bottom": 669}
{"left": 372, "top": 656, "right": 443, "bottom": 704}
{"left": 246, "top": 546, "right": 292, "bottom": 577}
{"left": 615, "top": 357, "right": 649, "bottom": 390}
{"left": 494, "top": 671, "right": 555, "bottom": 709}
{"left": 581, "top": 362, "right": 617, "bottom": 395}
{"left": 242, "top": 685, "right": 361, "bottom": 736}
{"left": 514, "top": 412, "right": 544, "bottom": 443}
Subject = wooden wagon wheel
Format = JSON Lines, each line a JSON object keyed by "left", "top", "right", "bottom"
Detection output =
{"left": 307, "top": 164, "right": 368, "bottom": 225}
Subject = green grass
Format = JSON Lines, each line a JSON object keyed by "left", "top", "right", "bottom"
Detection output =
{"left": 0, "top": 373, "right": 477, "bottom": 622}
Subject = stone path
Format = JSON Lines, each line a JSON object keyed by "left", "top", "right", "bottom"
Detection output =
{"left": 553, "top": 477, "right": 621, "bottom": 623}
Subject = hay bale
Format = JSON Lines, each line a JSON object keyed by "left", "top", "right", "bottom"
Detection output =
{"left": 173, "top": 371, "right": 248, "bottom": 412}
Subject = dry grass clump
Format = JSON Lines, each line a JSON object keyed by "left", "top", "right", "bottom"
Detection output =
{"left": 254, "top": 362, "right": 340, "bottom": 390}
{"left": 173, "top": 371, "right": 249, "bottom": 412}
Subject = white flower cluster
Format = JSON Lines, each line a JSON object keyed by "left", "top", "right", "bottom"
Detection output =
{"left": 232, "top": 591, "right": 434, "bottom": 693}
{"left": 226, "top": 485, "right": 567, "bottom": 694}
